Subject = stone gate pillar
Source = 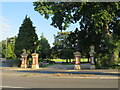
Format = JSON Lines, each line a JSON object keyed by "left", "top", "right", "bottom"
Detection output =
{"left": 32, "top": 53, "right": 39, "bottom": 69}
{"left": 74, "top": 52, "right": 81, "bottom": 70}
{"left": 21, "top": 49, "right": 28, "bottom": 68}
{"left": 89, "top": 45, "right": 96, "bottom": 69}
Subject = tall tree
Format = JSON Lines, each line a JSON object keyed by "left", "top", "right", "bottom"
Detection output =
{"left": 15, "top": 16, "right": 38, "bottom": 58}
{"left": 37, "top": 33, "right": 50, "bottom": 59}
{"left": 33, "top": 2, "right": 120, "bottom": 65}
{"left": 52, "top": 32, "right": 74, "bottom": 62}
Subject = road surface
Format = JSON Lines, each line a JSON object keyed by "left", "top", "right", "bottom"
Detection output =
{"left": 1, "top": 70, "right": 119, "bottom": 89}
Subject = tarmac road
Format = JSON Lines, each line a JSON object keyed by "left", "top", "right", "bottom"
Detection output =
{"left": 1, "top": 70, "right": 119, "bottom": 89}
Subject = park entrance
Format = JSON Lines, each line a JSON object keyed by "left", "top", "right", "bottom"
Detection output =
{"left": 20, "top": 45, "right": 96, "bottom": 70}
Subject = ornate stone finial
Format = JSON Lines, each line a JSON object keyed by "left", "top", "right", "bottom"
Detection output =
{"left": 74, "top": 52, "right": 81, "bottom": 56}
{"left": 90, "top": 45, "right": 95, "bottom": 52}
{"left": 23, "top": 49, "right": 26, "bottom": 54}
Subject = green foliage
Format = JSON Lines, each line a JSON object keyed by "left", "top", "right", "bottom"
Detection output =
{"left": 6, "top": 43, "right": 16, "bottom": 59}
{"left": 51, "top": 32, "right": 74, "bottom": 60}
{"left": 33, "top": 2, "right": 120, "bottom": 67}
{"left": 28, "top": 58, "right": 32, "bottom": 65}
{"left": 15, "top": 16, "right": 38, "bottom": 58}
{"left": 96, "top": 53, "right": 117, "bottom": 68}
{"left": 33, "top": 2, "right": 84, "bottom": 31}
{"left": 37, "top": 33, "right": 51, "bottom": 59}
{"left": 100, "top": 54, "right": 111, "bottom": 67}
{"left": 33, "top": 2, "right": 119, "bottom": 32}
{"left": 109, "top": 65, "right": 120, "bottom": 69}
{"left": 1, "top": 43, "right": 6, "bottom": 58}
{"left": 1, "top": 37, "right": 16, "bottom": 59}
{"left": 113, "top": 20, "right": 120, "bottom": 38}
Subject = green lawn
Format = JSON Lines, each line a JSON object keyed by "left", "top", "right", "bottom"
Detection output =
{"left": 50, "top": 58, "right": 88, "bottom": 62}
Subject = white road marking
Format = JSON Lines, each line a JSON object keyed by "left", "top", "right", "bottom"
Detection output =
{"left": 1, "top": 86, "right": 30, "bottom": 88}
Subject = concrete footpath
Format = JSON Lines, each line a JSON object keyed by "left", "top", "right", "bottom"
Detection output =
{"left": 1, "top": 66, "right": 120, "bottom": 79}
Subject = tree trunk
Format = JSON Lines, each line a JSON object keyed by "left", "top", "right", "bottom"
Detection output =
{"left": 69, "top": 59, "right": 71, "bottom": 63}
{"left": 66, "top": 59, "right": 68, "bottom": 63}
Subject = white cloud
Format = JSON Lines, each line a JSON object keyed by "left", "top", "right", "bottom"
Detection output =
{"left": 0, "top": 16, "right": 10, "bottom": 22}
{"left": 0, "top": 16, "right": 12, "bottom": 41}
{"left": 0, "top": 16, "right": 11, "bottom": 31}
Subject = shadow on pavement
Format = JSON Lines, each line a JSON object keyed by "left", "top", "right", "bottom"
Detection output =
{"left": 16, "top": 70, "right": 120, "bottom": 77}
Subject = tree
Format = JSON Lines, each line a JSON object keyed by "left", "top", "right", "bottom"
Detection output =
{"left": 1, "top": 42, "right": 6, "bottom": 58}
{"left": 112, "top": 15, "right": 120, "bottom": 63}
{"left": 33, "top": 2, "right": 119, "bottom": 32}
{"left": 33, "top": 2, "right": 120, "bottom": 66}
{"left": 15, "top": 16, "right": 38, "bottom": 58}
{"left": 1, "top": 37, "right": 16, "bottom": 59}
{"left": 52, "top": 32, "right": 74, "bottom": 62}
{"left": 37, "top": 33, "right": 50, "bottom": 59}
{"left": 33, "top": 2, "right": 119, "bottom": 40}
{"left": 6, "top": 43, "right": 16, "bottom": 59}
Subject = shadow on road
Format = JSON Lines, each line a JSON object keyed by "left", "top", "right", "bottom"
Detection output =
{"left": 16, "top": 70, "right": 120, "bottom": 77}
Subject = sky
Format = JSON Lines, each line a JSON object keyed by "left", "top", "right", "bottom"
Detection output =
{"left": 0, "top": 2, "right": 79, "bottom": 47}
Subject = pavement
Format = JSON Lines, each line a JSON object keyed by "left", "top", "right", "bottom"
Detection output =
{"left": 1, "top": 64, "right": 119, "bottom": 89}
{"left": 1, "top": 64, "right": 120, "bottom": 79}
{"left": 2, "top": 73, "right": 119, "bottom": 88}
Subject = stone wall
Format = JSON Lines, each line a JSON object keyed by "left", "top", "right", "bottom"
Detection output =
{"left": 0, "top": 59, "right": 21, "bottom": 67}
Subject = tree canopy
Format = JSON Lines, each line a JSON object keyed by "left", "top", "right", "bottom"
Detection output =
{"left": 37, "top": 33, "right": 51, "bottom": 59}
{"left": 1, "top": 37, "right": 16, "bottom": 59}
{"left": 15, "top": 16, "right": 38, "bottom": 58}
{"left": 51, "top": 32, "right": 74, "bottom": 60}
{"left": 33, "top": 2, "right": 120, "bottom": 66}
{"left": 33, "top": 2, "right": 119, "bottom": 33}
